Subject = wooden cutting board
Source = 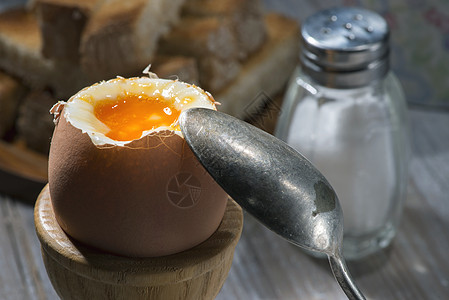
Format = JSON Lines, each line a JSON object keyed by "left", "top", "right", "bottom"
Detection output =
{"left": 0, "top": 140, "right": 47, "bottom": 202}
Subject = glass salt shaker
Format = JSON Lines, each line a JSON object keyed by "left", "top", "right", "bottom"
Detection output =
{"left": 275, "top": 7, "right": 409, "bottom": 260}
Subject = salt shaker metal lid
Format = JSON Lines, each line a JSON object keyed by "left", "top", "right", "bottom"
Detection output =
{"left": 300, "top": 7, "right": 390, "bottom": 88}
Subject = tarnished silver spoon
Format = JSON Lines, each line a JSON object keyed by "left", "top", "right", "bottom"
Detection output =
{"left": 179, "top": 108, "right": 365, "bottom": 300}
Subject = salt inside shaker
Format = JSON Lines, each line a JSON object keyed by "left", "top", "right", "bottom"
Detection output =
{"left": 275, "top": 7, "right": 409, "bottom": 260}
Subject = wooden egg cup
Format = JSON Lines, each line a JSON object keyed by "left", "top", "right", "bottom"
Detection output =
{"left": 34, "top": 185, "right": 243, "bottom": 300}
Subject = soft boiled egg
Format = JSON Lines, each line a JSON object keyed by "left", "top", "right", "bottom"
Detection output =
{"left": 48, "top": 76, "right": 228, "bottom": 257}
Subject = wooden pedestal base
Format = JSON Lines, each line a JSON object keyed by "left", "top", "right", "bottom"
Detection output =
{"left": 34, "top": 185, "right": 243, "bottom": 300}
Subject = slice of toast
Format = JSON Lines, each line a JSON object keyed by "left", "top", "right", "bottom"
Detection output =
{"left": 0, "top": 10, "right": 299, "bottom": 118}
{"left": 15, "top": 89, "right": 55, "bottom": 154}
{"left": 34, "top": 0, "right": 186, "bottom": 71}
{"left": 151, "top": 55, "right": 199, "bottom": 85}
{"left": 80, "top": 0, "right": 186, "bottom": 80}
{"left": 0, "top": 8, "right": 53, "bottom": 89}
{"left": 0, "top": 11, "right": 299, "bottom": 115}
{"left": 215, "top": 13, "right": 300, "bottom": 118}
{"left": 0, "top": 2, "right": 188, "bottom": 97}
{"left": 158, "top": 16, "right": 239, "bottom": 61}
{"left": 182, "top": 0, "right": 266, "bottom": 60}
{"left": 0, "top": 8, "right": 90, "bottom": 97}
{"left": 0, "top": 71, "right": 26, "bottom": 138}
{"left": 34, "top": 0, "right": 104, "bottom": 63}
{"left": 198, "top": 56, "right": 241, "bottom": 92}
{"left": 158, "top": 16, "right": 241, "bottom": 92}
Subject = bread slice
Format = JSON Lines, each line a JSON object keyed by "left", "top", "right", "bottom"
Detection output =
{"left": 1, "top": 12, "right": 299, "bottom": 154}
{"left": 15, "top": 89, "right": 56, "bottom": 154}
{"left": 80, "top": 0, "right": 186, "bottom": 80}
{"left": 215, "top": 13, "right": 300, "bottom": 118}
{"left": 0, "top": 1, "right": 188, "bottom": 97}
{"left": 0, "top": 72, "right": 26, "bottom": 138}
{"left": 182, "top": 0, "right": 266, "bottom": 60}
{"left": 158, "top": 16, "right": 240, "bottom": 91}
{"left": 182, "top": 0, "right": 263, "bottom": 19}
{"left": 0, "top": 9, "right": 53, "bottom": 89}
{"left": 151, "top": 56, "right": 199, "bottom": 85}
{"left": 158, "top": 16, "right": 238, "bottom": 61}
{"left": 34, "top": 0, "right": 104, "bottom": 63}
{"left": 198, "top": 56, "right": 241, "bottom": 92}
{"left": 0, "top": 8, "right": 90, "bottom": 97}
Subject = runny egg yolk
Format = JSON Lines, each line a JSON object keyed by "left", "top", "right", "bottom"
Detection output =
{"left": 93, "top": 94, "right": 181, "bottom": 141}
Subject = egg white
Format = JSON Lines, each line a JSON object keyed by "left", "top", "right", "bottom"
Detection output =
{"left": 58, "top": 77, "right": 217, "bottom": 147}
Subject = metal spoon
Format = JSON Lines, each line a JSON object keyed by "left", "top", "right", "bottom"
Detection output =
{"left": 179, "top": 108, "right": 366, "bottom": 300}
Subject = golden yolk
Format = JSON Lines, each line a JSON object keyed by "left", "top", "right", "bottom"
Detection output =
{"left": 93, "top": 94, "right": 180, "bottom": 141}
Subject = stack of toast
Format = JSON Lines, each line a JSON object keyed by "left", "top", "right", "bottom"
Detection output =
{"left": 0, "top": 0, "right": 299, "bottom": 154}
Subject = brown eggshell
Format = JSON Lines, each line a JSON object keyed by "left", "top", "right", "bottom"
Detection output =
{"left": 48, "top": 110, "right": 228, "bottom": 257}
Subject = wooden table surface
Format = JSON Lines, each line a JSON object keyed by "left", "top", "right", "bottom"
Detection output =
{"left": 1, "top": 1, "right": 449, "bottom": 299}
{"left": 1, "top": 107, "right": 448, "bottom": 299}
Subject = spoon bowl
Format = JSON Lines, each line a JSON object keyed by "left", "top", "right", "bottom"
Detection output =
{"left": 179, "top": 108, "right": 365, "bottom": 300}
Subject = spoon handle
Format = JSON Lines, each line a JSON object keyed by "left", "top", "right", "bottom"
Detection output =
{"left": 328, "top": 251, "right": 366, "bottom": 300}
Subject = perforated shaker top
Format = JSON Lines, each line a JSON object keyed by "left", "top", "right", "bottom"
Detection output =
{"left": 300, "top": 7, "right": 390, "bottom": 88}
